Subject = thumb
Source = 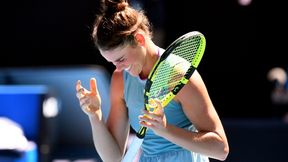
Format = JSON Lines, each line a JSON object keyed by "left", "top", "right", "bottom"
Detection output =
{"left": 76, "top": 80, "right": 83, "bottom": 91}
{"left": 154, "top": 99, "right": 163, "bottom": 113}
{"left": 90, "top": 77, "right": 97, "bottom": 95}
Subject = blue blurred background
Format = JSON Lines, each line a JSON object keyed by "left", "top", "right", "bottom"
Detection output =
{"left": 1, "top": 0, "right": 288, "bottom": 161}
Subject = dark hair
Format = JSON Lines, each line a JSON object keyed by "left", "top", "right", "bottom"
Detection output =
{"left": 92, "top": 0, "right": 151, "bottom": 50}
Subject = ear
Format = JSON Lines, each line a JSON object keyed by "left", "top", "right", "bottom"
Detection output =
{"left": 134, "top": 33, "right": 145, "bottom": 46}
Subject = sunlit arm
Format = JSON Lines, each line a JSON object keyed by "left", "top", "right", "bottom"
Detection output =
{"left": 156, "top": 71, "right": 229, "bottom": 161}
{"left": 89, "top": 70, "right": 130, "bottom": 162}
{"left": 89, "top": 114, "right": 124, "bottom": 162}
{"left": 162, "top": 124, "right": 229, "bottom": 161}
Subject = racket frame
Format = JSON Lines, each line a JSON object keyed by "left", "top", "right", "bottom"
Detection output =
{"left": 136, "top": 31, "right": 206, "bottom": 139}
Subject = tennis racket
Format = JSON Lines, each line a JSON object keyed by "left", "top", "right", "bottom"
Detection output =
{"left": 122, "top": 31, "right": 206, "bottom": 162}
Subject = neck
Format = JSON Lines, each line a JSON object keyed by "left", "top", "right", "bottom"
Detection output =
{"left": 139, "top": 43, "right": 160, "bottom": 80}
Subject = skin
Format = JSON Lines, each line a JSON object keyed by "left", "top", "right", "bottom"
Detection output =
{"left": 76, "top": 31, "right": 229, "bottom": 161}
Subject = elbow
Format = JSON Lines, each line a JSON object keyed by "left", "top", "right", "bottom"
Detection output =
{"left": 220, "top": 147, "right": 229, "bottom": 161}
{"left": 216, "top": 143, "right": 229, "bottom": 161}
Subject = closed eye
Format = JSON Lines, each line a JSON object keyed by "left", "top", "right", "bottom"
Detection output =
{"left": 119, "top": 58, "right": 126, "bottom": 63}
{"left": 116, "top": 57, "right": 126, "bottom": 63}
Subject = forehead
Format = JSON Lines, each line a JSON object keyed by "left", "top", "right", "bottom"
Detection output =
{"left": 99, "top": 46, "right": 129, "bottom": 62}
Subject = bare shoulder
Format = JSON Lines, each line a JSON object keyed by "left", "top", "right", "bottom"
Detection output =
{"left": 177, "top": 70, "right": 222, "bottom": 130}
{"left": 176, "top": 70, "right": 208, "bottom": 102}
{"left": 110, "top": 69, "right": 124, "bottom": 99}
{"left": 111, "top": 69, "right": 124, "bottom": 83}
{"left": 187, "top": 70, "right": 206, "bottom": 90}
{"left": 177, "top": 70, "right": 214, "bottom": 119}
{"left": 107, "top": 70, "right": 129, "bottom": 138}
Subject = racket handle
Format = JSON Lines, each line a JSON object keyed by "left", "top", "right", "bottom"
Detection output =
{"left": 136, "top": 126, "right": 147, "bottom": 139}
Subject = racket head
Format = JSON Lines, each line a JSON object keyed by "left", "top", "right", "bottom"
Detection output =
{"left": 137, "top": 31, "right": 206, "bottom": 138}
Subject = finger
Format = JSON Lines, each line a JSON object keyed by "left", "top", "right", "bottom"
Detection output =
{"left": 139, "top": 116, "right": 158, "bottom": 128}
{"left": 141, "top": 110, "right": 162, "bottom": 121}
{"left": 139, "top": 115, "right": 156, "bottom": 122}
{"left": 154, "top": 99, "right": 164, "bottom": 114}
{"left": 76, "top": 80, "right": 82, "bottom": 90}
{"left": 76, "top": 92, "right": 81, "bottom": 98}
{"left": 139, "top": 120, "right": 153, "bottom": 128}
{"left": 90, "top": 77, "right": 97, "bottom": 95}
{"left": 76, "top": 80, "right": 85, "bottom": 93}
{"left": 76, "top": 83, "right": 83, "bottom": 99}
{"left": 76, "top": 87, "right": 85, "bottom": 96}
{"left": 148, "top": 98, "right": 158, "bottom": 108}
{"left": 155, "top": 99, "right": 162, "bottom": 108}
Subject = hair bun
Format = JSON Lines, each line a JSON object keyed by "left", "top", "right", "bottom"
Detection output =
{"left": 105, "top": 0, "right": 128, "bottom": 15}
{"left": 116, "top": 2, "right": 128, "bottom": 11}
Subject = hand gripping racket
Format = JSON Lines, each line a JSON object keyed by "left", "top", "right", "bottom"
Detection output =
{"left": 122, "top": 31, "right": 206, "bottom": 162}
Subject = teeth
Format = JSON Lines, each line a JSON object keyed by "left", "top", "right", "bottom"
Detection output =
{"left": 125, "top": 65, "right": 131, "bottom": 71}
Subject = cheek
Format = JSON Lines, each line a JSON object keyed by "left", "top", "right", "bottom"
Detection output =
{"left": 131, "top": 53, "right": 144, "bottom": 65}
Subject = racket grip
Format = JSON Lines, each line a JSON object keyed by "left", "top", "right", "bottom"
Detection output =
{"left": 136, "top": 126, "right": 147, "bottom": 139}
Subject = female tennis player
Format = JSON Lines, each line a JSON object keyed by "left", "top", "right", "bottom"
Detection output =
{"left": 75, "top": 0, "right": 229, "bottom": 161}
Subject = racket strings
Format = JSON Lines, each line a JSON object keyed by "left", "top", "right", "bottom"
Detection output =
{"left": 149, "top": 36, "right": 202, "bottom": 100}
{"left": 173, "top": 36, "right": 201, "bottom": 63}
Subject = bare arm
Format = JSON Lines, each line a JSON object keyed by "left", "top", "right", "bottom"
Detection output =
{"left": 163, "top": 70, "right": 229, "bottom": 160}
{"left": 76, "top": 70, "right": 129, "bottom": 162}
{"left": 106, "top": 70, "right": 130, "bottom": 158}
{"left": 139, "top": 70, "right": 229, "bottom": 161}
